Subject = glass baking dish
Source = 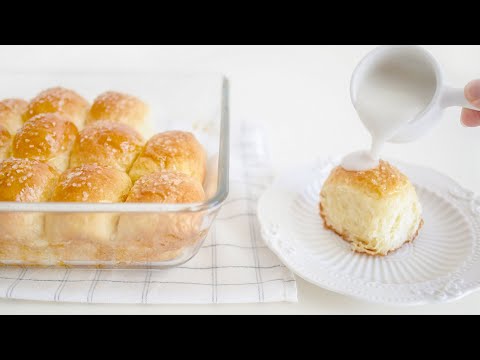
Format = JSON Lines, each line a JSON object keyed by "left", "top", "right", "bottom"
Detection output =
{"left": 0, "top": 72, "right": 230, "bottom": 268}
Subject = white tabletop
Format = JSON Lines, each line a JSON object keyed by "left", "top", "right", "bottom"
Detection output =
{"left": 0, "top": 45, "right": 478, "bottom": 314}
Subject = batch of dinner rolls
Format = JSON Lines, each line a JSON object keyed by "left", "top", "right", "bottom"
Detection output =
{"left": 0, "top": 87, "right": 207, "bottom": 264}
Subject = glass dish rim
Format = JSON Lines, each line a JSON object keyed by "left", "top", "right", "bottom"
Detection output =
{"left": 0, "top": 72, "right": 230, "bottom": 214}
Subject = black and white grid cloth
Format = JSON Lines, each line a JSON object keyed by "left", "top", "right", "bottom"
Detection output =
{"left": 0, "top": 123, "right": 298, "bottom": 304}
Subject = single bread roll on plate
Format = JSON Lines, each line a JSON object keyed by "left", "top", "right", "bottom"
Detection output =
{"left": 116, "top": 171, "right": 206, "bottom": 263}
{"left": 70, "top": 121, "right": 144, "bottom": 172}
{"left": 86, "top": 91, "right": 150, "bottom": 138}
{"left": 45, "top": 164, "right": 132, "bottom": 262}
{"left": 0, "top": 98, "right": 28, "bottom": 134}
{"left": 13, "top": 113, "right": 79, "bottom": 172}
{"left": 23, "top": 87, "right": 89, "bottom": 130}
{"left": 320, "top": 161, "right": 423, "bottom": 256}
{"left": 129, "top": 131, "right": 206, "bottom": 184}
{"left": 0, "top": 125, "right": 12, "bottom": 161}
{"left": 0, "top": 158, "right": 59, "bottom": 262}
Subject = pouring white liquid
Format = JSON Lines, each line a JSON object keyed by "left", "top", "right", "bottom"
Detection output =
{"left": 341, "top": 59, "right": 437, "bottom": 171}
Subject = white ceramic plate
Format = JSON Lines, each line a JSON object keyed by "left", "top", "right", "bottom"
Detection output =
{"left": 258, "top": 158, "right": 480, "bottom": 306}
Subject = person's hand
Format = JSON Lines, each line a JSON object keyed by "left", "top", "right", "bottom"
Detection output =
{"left": 461, "top": 80, "right": 480, "bottom": 127}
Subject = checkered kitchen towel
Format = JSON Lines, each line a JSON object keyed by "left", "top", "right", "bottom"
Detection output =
{"left": 0, "top": 123, "right": 297, "bottom": 304}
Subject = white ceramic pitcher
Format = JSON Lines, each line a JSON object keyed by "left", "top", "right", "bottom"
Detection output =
{"left": 350, "top": 45, "right": 477, "bottom": 143}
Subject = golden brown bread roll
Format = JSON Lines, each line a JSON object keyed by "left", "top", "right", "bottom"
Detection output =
{"left": 70, "top": 121, "right": 144, "bottom": 172}
{"left": 116, "top": 171, "right": 206, "bottom": 263}
{"left": 0, "top": 158, "right": 59, "bottom": 202}
{"left": 13, "top": 113, "right": 79, "bottom": 172}
{"left": 23, "top": 87, "right": 89, "bottom": 130}
{"left": 0, "top": 158, "right": 59, "bottom": 262}
{"left": 45, "top": 164, "right": 132, "bottom": 261}
{"left": 0, "top": 98, "right": 28, "bottom": 134}
{"left": 320, "top": 161, "right": 423, "bottom": 256}
{"left": 0, "top": 125, "right": 12, "bottom": 161}
{"left": 86, "top": 91, "right": 150, "bottom": 138}
{"left": 129, "top": 131, "right": 206, "bottom": 184}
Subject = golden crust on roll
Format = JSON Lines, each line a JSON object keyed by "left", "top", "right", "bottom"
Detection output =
{"left": 0, "top": 158, "right": 58, "bottom": 203}
{"left": 13, "top": 113, "right": 79, "bottom": 172}
{"left": 45, "top": 164, "right": 132, "bottom": 261}
{"left": 0, "top": 125, "right": 12, "bottom": 161}
{"left": 70, "top": 121, "right": 144, "bottom": 172}
{"left": 86, "top": 91, "right": 150, "bottom": 137}
{"left": 0, "top": 98, "right": 28, "bottom": 134}
{"left": 0, "top": 158, "right": 59, "bottom": 262}
{"left": 23, "top": 87, "right": 89, "bottom": 130}
{"left": 51, "top": 164, "right": 132, "bottom": 203}
{"left": 320, "top": 161, "right": 423, "bottom": 256}
{"left": 116, "top": 171, "right": 206, "bottom": 263}
{"left": 126, "top": 171, "right": 205, "bottom": 203}
{"left": 129, "top": 131, "right": 206, "bottom": 184}
{"left": 325, "top": 161, "right": 410, "bottom": 198}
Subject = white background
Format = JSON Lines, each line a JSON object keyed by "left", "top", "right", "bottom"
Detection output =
{"left": 0, "top": 45, "right": 478, "bottom": 314}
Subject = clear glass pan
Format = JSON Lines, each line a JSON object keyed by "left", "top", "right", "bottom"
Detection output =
{"left": 0, "top": 72, "right": 230, "bottom": 268}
